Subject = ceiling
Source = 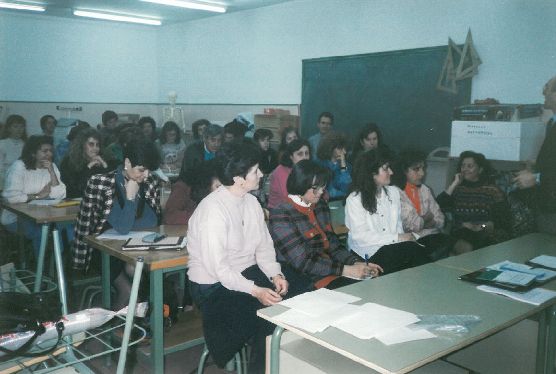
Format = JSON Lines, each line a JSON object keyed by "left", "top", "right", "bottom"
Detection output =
{"left": 3, "top": 0, "right": 295, "bottom": 25}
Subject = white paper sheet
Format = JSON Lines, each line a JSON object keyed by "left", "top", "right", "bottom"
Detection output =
{"left": 274, "top": 304, "right": 360, "bottom": 334}
{"left": 488, "top": 260, "right": 556, "bottom": 282}
{"left": 529, "top": 255, "right": 556, "bottom": 270}
{"left": 332, "top": 303, "right": 420, "bottom": 340}
{"left": 477, "top": 285, "right": 556, "bottom": 305}
{"left": 279, "top": 288, "right": 361, "bottom": 317}
{"left": 376, "top": 326, "right": 436, "bottom": 345}
{"left": 96, "top": 229, "right": 152, "bottom": 240}
{"left": 28, "top": 199, "right": 62, "bottom": 206}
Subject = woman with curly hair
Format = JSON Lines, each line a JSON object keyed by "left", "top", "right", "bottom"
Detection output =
{"left": 158, "top": 121, "right": 186, "bottom": 174}
{"left": 277, "top": 126, "right": 299, "bottom": 161}
{"left": 60, "top": 128, "right": 112, "bottom": 198}
{"left": 437, "top": 150, "right": 511, "bottom": 254}
{"left": 349, "top": 122, "right": 386, "bottom": 164}
{"left": 316, "top": 131, "right": 352, "bottom": 199}
{"left": 345, "top": 149, "right": 429, "bottom": 274}
{"left": 0, "top": 114, "right": 28, "bottom": 190}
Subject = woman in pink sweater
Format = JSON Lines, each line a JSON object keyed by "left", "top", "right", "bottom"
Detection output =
{"left": 267, "top": 138, "right": 311, "bottom": 209}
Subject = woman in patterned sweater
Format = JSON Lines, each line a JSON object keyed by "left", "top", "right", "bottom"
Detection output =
{"left": 437, "top": 151, "right": 511, "bottom": 254}
{"left": 269, "top": 160, "right": 382, "bottom": 289}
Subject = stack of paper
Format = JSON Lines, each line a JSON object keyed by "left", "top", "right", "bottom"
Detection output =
{"left": 529, "top": 255, "right": 556, "bottom": 270}
{"left": 488, "top": 260, "right": 556, "bottom": 282}
{"left": 275, "top": 289, "right": 436, "bottom": 345}
{"left": 477, "top": 285, "right": 556, "bottom": 305}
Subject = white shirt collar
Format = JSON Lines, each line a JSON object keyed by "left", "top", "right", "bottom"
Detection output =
{"left": 288, "top": 194, "right": 311, "bottom": 207}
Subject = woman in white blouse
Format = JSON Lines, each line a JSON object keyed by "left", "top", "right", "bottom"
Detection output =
{"left": 1, "top": 135, "right": 66, "bottom": 256}
{"left": 345, "top": 149, "right": 429, "bottom": 274}
{"left": 0, "top": 114, "right": 28, "bottom": 190}
{"left": 187, "top": 140, "right": 289, "bottom": 373}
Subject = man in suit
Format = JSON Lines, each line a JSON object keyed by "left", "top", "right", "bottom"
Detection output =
{"left": 513, "top": 76, "right": 556, "bottom": 234}
{"left": 308, "top": 111, "right": 334, "bottom": 160}
{"left": 183, "top": 123, "right": 223, "bottom": 172}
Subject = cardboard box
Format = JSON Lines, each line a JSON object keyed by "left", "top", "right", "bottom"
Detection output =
{"left": 450, "top": 121, "right": 546, "bottom": 161}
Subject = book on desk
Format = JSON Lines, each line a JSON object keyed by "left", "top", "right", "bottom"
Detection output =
{"left": 121, "top": 236, "right": 187, "bottom": 251}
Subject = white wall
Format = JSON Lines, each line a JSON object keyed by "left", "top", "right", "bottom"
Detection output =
{"left": 1, "top": 12, "right": 159, "bottom": 103}
{"left": 157, "top": 0, "right": 556, "bottom": 105}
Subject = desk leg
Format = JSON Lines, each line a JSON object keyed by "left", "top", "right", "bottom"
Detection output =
{"left": 33, "top": 224, "right": 50, "bottom": 292}
{"left": 545, "top": 305, "right": 556, "bottom": 374}
{"left": 269, "top": 326, "right": 284, "bottom": 374}
{"left": 116, "top": 257, "right": 144, "bottom": 374}
{"left": 52, "top": 228, "right": 69, "bottom": 316}
{"left": 101, "top": 252, "right": 111, "bottom": 309}
{"left": 537, "top": 310, "right": 548, "bottom": 374}
{"left": 150, "top": 269, "right": 164, "bottom": 373}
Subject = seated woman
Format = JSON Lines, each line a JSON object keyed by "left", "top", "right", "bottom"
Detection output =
{"left": 0, "top": 114, "right": 28, "bottom": 190}
{"left": 349, "top": 122, "right": 385, "bottom": 164}
{"left": 1, "top": 135, "right": 66, "bottom": 256}
{"left": 60, "top": 128, "right": 112, "bottom": 198}
{"left": 253, "top": 128, "right": 278, "bottom": 174}
{"left": 316, "top": 132, "right": 352, "bottom": 199}
{"left": 158, "top": 121, "right": 186, "bottom": 174}
{"left": 277, "top": 126, "right": 299, "bottom": 161}
{"left": 71, "top": 135, "right": 161, "bottom": 308}
{"left": 393, "top": 149, "right": 454, "bottom": 260}
{"left": 187, "top": 140, "right": 293, "bottom": 373}
{"left": 163, "top": 158, "right": 221, "bottom": 225}
{"left": 269, "top": 160, "right": 382, "bottom": 290}
{"left": 437, "top": 150, "right": 511, "bottom": 254}
{"left": 268, "top": 139, "right": 311, "bottom": 209}
{"left": 345, "top": 149, "right": 430, "bottom": 274}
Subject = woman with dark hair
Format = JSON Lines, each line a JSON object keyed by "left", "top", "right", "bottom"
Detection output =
{"left": 253, "top": 128, "right": 278, "bottom": 174}
{"left": 0, "top": 114, "right": 28, "bottom": 190}
{"left": 316, "top": 132, "right": 352, "bottom": 199}
{"left": 345, "top": 149, "right": 429, "bottom": 274}
{"left": 187, "top": 140, "right": 292, "bottom": 373}
{"left": 349, "top": 122, "right": 384, "bottom": 164}
{"left": 163, "top": 159, "right": 222, "bottom": 225}
{"left": 138, "top": 116, "right": 157, "bottom": 142}
{"left": 270, "top": 160, "right": 382, "bottom": 290}
{"left": 71, "top": 135, "right": 161, "bottom": 308}
{"left": 158, "top": 121, "right": 186, "bottom": 174}
{"left": 1, "top": 135, "right": 66, "bottom": 256}
{"left": 277, "top": 126, "right": 299, "bottom": 160}
{"left": 393, "top": 149, "right": 453, "bottom": 260}
{"left": 437, "top": 150, "right": 511, "bottom": 253}
{"left": 191, "top": 119, "right": 210, "bottom": 142}
{"left": 60, "top": 128, "right": 112, "bottom": 198}
{"left": 268, "top": 138, "right": 311, "bottom": 209}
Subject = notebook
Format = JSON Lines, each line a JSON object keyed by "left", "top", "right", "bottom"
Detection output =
{"left": 121, "top": 236, "right": 187, "bottom": 251}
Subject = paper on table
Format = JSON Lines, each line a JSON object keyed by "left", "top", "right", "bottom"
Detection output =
{"left": 493, "top": 270, "right": 536, "bottom": 286}
{"left": 274, "top": 304, "right": 360, "bottom": 334}
{"left": 529, "top": 255, "right": 556, "bottom": 270}
{"left": 279, "top": 288, "right": 361, "bottom": 317}
{"left": 28, "top": 199, "right": 62, "bottom": 206}
{"left": 332, "top": 303, "right": 420, "bottom": 340}
{"left": 488, "top": 260, "right": 556, "bottom": 282}
{"left": 96, "top": 229, "right": 152, "bottom": 240}
{"left": 477, "top": 285, "right": 556, "bottom": 305}
{"left": 376, "top": 326, "right": 436, "bottom": 345}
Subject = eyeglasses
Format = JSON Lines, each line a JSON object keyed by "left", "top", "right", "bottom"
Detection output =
{"left": 381, "top": 164, "right": 391, "bottom": 171}
{"left": 311, "top": 185, "right": 326, "bottom": 194}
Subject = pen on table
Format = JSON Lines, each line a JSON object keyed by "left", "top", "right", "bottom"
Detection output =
{"left": 153, "top": 234, "right": 167, "bottom": 243}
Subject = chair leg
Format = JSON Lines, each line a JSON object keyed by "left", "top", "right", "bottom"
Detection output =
{"left": 234, "top": 351, "right": 242, "bottom": 374}
{"left": 197, "top": 345, "right": 210, "bottom": 374}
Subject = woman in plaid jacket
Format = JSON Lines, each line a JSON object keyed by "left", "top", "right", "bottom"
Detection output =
{"left": 269, "top": 160, "right": 382, "bottom": 289}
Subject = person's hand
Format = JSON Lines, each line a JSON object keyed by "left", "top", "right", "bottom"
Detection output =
{"left": 37, "top": 183, "right": 51, "bottom": 199}
{"left": 39, "top": 159, "right": 53, "bottom": 170}
{"left": 342, "top": 263, "right": 383, "bottom": 279}
{"left": 336, "top": 149, "right": 347, "bottom": 168}
{"left": 251, "top": 285, "right": 283, "bottom": 306}
{"left": 422, "top": 211, "right": 435, "bottom": 228}
{"left": 446, "top": 173, "right": 463, "bottom": 195}
{"left": 88, "top": 156, "right": 108, "bottom": 169}
{"left": 512, "top": 170, "right": 536, "bottom": 189}
{"left": 398, "top": 233, "right": 415, "bottom": 242}
{"left": 272, "top": 275, "right": 289, "bottom": 296}
{"left": 125, "top": 179, "right": 140, "bottom": 200}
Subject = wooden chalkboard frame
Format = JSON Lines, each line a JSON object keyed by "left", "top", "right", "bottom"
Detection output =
{"left": 301, "top": 45, "right": 472, "bottom": 154}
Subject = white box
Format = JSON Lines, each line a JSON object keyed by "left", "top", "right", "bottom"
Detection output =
{"left": 450, "top": 121, "right": 546, "bottom": 161}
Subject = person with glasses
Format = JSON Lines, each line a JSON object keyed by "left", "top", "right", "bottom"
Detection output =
{"left": 270, "top": 160, "right": 382, "bottom": 290}
{"left": 345, "top": 149, "right": 430, "bottom": 274}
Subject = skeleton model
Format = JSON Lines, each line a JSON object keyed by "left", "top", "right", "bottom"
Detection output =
{"left": 162, "top": 91, "right": 186, "bottom": 132}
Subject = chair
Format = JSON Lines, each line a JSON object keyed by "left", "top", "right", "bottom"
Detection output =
{"left": 197, "top": 344, "right": 248, "bottom": 374}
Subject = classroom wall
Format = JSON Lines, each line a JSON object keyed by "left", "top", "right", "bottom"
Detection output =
{"left": 1, "top": 13, "right": 159, "bottom": 103}
{"left": 157, "top": 0, "right": 556, "bottom": 105}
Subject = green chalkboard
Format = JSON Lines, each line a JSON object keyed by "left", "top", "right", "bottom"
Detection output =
{"left": 301, "top": 45, "right": 472, "bottom": 154}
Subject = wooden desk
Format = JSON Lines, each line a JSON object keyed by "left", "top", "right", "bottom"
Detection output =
{"left": 0, "top": 201, "right": 79, "bottom": 304}
{"left": 259, "top": 258, "right": 556, "bottom": 374}
{"left": 84, "top": 225, "right": 202, "bottom": 374}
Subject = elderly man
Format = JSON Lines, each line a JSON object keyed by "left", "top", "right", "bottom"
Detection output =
{"left": 513, "top": 76, "right": 556, "bottom": 234}
{"left": 183, "top": 123, "right": 223, "bottom": 172}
